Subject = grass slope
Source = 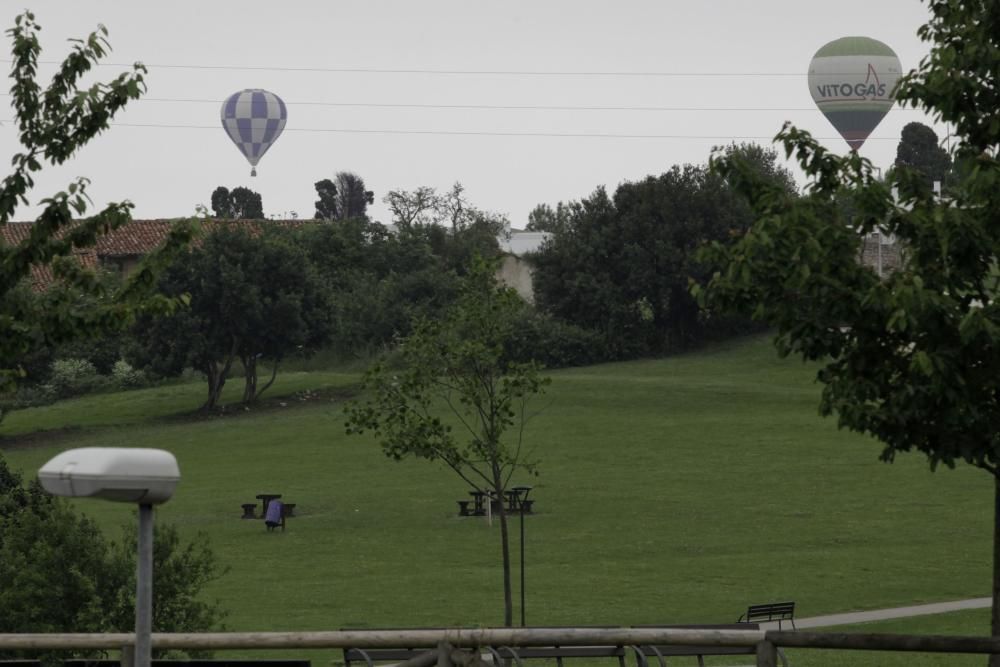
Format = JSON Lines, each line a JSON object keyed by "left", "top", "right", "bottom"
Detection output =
{"left": 1, "top": 335, "right": 991, "bottom": 664}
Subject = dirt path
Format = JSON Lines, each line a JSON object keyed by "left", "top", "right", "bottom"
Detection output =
{"left": 759, "top": 597, "right": 992, "bottom": 630}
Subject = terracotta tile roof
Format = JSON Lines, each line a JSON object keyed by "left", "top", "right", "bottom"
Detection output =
{"left": 93, "top": 219, "right": 178, "bottom": 256}
{"left": 2, "top": 218, "right": 309, "bottom": 290}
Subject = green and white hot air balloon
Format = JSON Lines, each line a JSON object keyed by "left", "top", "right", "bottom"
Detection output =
{"left": 808, "top": 36, "right": 902, "bottom": 152}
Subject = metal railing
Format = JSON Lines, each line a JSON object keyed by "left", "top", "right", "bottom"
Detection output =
{"left": 3, "top": 627, "right": 1000, "bottom": 667}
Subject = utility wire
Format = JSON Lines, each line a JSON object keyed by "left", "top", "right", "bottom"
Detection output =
{"left": 0, "top": 59, "right": 872, "bottom": 77}
{"left": 0, "top": 119, "right": 899, "bottom": 141}
{"left": 0, "top": 93, "right": 925, "bottom": 114}
{"left": 0, "top": 94, "right": 925, "bottom": 114}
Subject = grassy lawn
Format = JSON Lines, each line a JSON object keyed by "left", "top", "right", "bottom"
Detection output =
{"left": 1, "top": 334, "right": 992, "bottom": 666}
{"left": 0, "top": 370, "right": 360, "bottom": 437}
{"left": 783, "top": 609, "right": 990, "bottom": 667}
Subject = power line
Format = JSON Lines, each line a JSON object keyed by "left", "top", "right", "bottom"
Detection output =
{"left": 0, "top": 119, "right": 901, "bottom": 141}
{"left": 1, "top": 59, "right": 867, "bottom": 77}
{"left": 36, "top": 97, "right": 929, "bottom": 113}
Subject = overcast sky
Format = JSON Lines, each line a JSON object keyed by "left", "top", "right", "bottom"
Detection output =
{"left": 2, "top": 1, "right": 942, "bottom": 227}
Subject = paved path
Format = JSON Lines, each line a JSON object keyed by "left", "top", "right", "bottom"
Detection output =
{"left": 759, "top": 597, "right": 992, "bottom": 631}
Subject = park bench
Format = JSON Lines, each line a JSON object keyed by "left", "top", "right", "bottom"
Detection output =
{"left": 342, "top": 624, "right": 788, "bottom": 667}
{"left": 738, "top": 601, "right": 797, "bottom": 630}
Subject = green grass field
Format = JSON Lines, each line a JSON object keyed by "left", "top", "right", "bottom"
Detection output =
{"left": 1, "top": 334, "right": 992, "bottom": 666}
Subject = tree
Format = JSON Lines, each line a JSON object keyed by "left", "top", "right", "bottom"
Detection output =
{"left": 526, "top": 202, "right": 570, "bottom": 234}
{"left": 384, "top": 186, "right": 440, "bottom": 229}
{"left": 131, "top": 224, "right": 334, "bottom": 409}
{"left": 382, "top": 184, "right": 506, "bottom": 272}
{"left": 313, "top": 173, "right": 373, "bottom": 221}
{"left": 345, "top": 260, "right": 549, "bottom": 626}
{"left": 314, "top": 178, "right": 338, "bottom": 220}
{"left": 532, "top": 144, "right": 790, "bottom": 356}
{"left": 695, "top": 1, "right": 1000, "bottom": 659}
{"left": 893, "top": 121, "right": 952, "bottom": 191}
{"left": 210, "top": 186, "right": 263, "bottom": 219}
{"left": 0, "top": 12, "right": 193, "bottom": 421}
{"left": 0, "top": 454, "right": 224, "bottom": 655}
{"left": 334, "top": 172, "right": 374, "bottom": 220}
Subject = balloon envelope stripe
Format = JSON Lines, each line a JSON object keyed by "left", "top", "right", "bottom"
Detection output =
{"left": 264, "top": 118, "right": 281, "bottom": 143}
{"left": 251, "top": 91, "right": 268, "bottom": 118}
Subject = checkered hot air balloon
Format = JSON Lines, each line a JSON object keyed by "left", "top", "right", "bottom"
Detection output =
{"left": 220, "top": 89, "right": 287, "bottom": 176}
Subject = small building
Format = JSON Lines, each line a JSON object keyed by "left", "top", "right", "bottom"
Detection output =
{"left": 497, "top": 231, "right": 550, "bottom": 303}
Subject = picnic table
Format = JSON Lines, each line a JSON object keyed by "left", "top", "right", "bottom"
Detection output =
{"left": 459, "top": 488, "right": 534, "bottom": 516}
{"left": 256, "top": 493, "right": 282, "bottom": 514}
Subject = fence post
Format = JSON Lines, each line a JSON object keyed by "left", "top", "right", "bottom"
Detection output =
{"left": 437, "top": 641, "right": 453, "bottom": 667}
{"left": 120, "top": 644, "right": 135, "bottom": 667}
{"left": 755, "top": 640, "right": 777, "bottom": 667}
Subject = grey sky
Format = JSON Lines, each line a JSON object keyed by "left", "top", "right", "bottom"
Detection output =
{"left": 3, "top": 1, "right": 940, "bottom": 227}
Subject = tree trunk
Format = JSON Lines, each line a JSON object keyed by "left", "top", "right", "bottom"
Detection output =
{"left": 202, "top": 361, "right": 226, "bottom": 410}
{"left": 202, "top": 343, "right": 237, "bottom": 410}
{"left": 255, "top": 361, "right": 279, "bottom": 401}
{"left": 991, "top": 473, "right": 1000, "bottom": 667}
{"left": 242, "top": 355, "right": 257, "bottom": 403}
{"left": 493, "top": 470, "right": 513, "bottom": 627}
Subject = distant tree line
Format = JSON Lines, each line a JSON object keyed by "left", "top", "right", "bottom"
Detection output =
{"left": 528, "top": 143, "right": 796, "bottom": 358}
{"left": 8, "top": 126, "right": 957, "bottom": 412}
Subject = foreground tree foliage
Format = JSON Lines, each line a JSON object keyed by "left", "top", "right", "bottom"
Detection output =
{"left": 345, "top": 260, "right": 549, "bottom": 627}
{"left": 0, "top": 12, "right": 193, "bottom": 419}
{"left": 0, "top": 455, "right": 225, "bottom": 656}
{"left": 695, "top": 1, "right": 1000, "bottom": 660}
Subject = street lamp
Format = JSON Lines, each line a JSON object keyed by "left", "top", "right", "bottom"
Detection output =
{"left": 511, "top": 485, "right": 533, "bottom": 627}
{"left": 38, "top": 448, "right": 180, "bottom": 667}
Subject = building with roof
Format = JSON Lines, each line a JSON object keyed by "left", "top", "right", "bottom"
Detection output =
{"left": 497, "top": 231, "right": 550, "bottom": 303}
{"left": 1, "top": 219, "right": 308, "bottom": 290}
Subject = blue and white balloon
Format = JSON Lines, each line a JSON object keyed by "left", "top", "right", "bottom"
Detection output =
{"left": 220, "top": 89, "right": 287, "bottom": 176}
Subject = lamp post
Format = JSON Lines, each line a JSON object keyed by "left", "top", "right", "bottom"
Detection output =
{"left": 38, "top": 448, "right": 180, "bottom": 667}
{"left": 511, "top": 485, "right": 532, "bottom": 627}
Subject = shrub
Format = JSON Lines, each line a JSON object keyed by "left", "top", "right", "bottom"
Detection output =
{"left": 505, "top": 310, "right": 612, "bottom": 368}
{"left": 0, "top": 383, "right": 58, "bottom": 411}
{"left": 47, "top": 358, "right": 107, "bottom": 398}
{"left": 111, "top": 359, "right": 146, "bottom": 390}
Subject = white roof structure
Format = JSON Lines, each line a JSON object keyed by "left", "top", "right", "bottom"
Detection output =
{"left": 499, "top": 231, "right": 550, "bottom": 256}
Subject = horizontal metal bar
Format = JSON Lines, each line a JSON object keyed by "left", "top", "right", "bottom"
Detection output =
{"left": 0, "top": 629, "right": 763, "bottom": 651}
{"left": 7, "top": 629, "right": 1000, "bottom": 655}
{"left": 766, "top": 631, "right": 1000, "bottom": 654}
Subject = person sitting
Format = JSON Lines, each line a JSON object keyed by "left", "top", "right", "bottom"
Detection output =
{"left": 264, "top": 499, "right": 284, "bottom": 531}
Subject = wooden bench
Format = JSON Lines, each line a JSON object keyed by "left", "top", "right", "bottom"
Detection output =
{"left": 342, "top": 624, "right": 787, "bottom": 667}
{"left": 241, "top": 503, "right": 257, "bottom": 519}
{"left": 738, "top": 601, "right": 797, "bottom": 630}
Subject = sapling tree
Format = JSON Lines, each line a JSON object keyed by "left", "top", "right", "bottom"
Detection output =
{"left": 345, "top": 259, "right": 549, "bottom": 626}
{"left": 695, "top": 1, "right": 1000, "bottom": 659}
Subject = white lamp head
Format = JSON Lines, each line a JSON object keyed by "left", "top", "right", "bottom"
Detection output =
{"left": 38, "top": 447, "right": 180, "bottom": 504}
